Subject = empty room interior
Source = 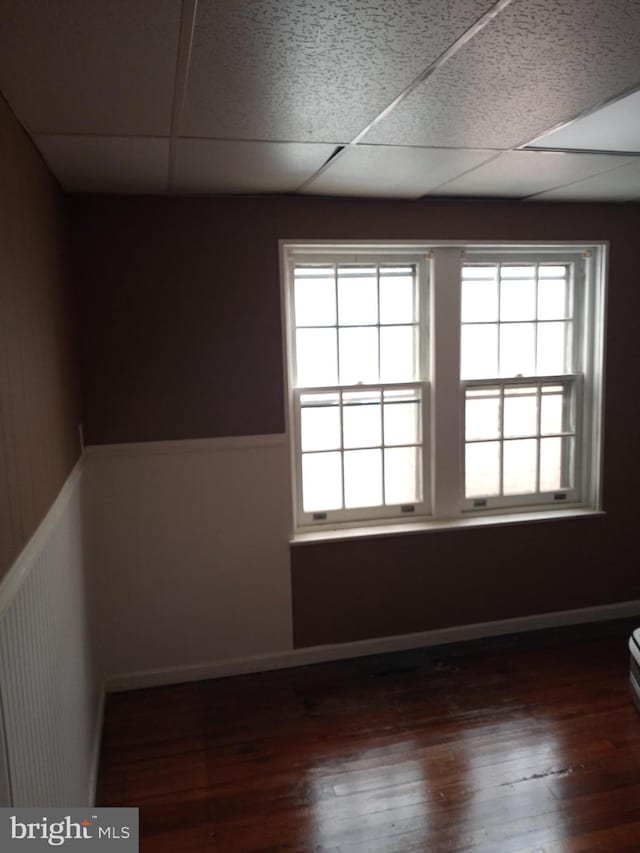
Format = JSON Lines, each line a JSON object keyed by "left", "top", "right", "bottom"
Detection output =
{"left": 2, "top": 0, "right": 640, "bottom": 849}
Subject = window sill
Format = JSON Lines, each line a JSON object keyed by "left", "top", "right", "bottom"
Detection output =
{"left": 290, "top": 507, "right": 605, "bottom": 546}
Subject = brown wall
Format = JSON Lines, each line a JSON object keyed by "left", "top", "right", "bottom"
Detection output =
{"left": 71, "top": 194, "right": 640, "bottom": 643}
{"left": 0, "top": 97, "right": 81, "bottom": 579}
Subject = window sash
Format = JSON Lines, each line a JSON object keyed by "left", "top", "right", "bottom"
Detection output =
{"left": 294, "top": 382, "right": 430, "bottom": 527}
{"left": 461, "top": 258, "right": 577, "bottom": 379}
{"left": 461, "top": 376, "right": 581, "bottom": 511}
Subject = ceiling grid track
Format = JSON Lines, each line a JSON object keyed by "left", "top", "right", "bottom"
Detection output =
{"left": 168, "top": 0, "right": 199, "bottom": 193}
{"left": 297, "top": 0, "right": 516, "bottom": 193}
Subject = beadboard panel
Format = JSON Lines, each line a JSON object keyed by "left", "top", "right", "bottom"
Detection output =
{"left": 0, "top": 462, "right": 102, "bottom": 806}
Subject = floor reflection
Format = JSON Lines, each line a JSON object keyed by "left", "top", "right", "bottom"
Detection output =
{"left": 306, "top": 716, "right": 571, "bottom": 850}
{"left": 308, "top": 741, "right": 430, "bottom": 850}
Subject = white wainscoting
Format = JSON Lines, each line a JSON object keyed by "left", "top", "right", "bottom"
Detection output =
{"left": 0, "top": 461, "right": 103, "bottom": 806}
{"left": 82, "top": 433, "right": 640, "bottom": 695}
{"left": 85, "top": 434, "right": 294, "bottom": 685}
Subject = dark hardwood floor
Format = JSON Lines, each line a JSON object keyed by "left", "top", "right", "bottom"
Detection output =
{"left": 97, "top": 619, "right": 640, "bottom": 852}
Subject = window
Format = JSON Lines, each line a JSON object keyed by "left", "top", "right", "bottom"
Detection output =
{"left": 282, "top": 243, "right": 605, "bottom": 532}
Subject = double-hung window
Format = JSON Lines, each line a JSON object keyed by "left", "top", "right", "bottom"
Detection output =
{"left": 282, "top": 242, "right": 605, "bottom": 533}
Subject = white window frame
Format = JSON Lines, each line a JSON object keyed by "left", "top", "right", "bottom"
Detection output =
{"left": 284, "top": 245, "right": 431, "bottom": 529}
{"left": 281, "top": 241, "right": 606, "bottom": 534}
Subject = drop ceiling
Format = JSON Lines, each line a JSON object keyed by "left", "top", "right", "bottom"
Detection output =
{"left": 1, "top": 0, "right": 640, "bottom": 201}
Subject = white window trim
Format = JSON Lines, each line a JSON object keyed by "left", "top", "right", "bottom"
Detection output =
{"left": 280, "top": 240, "right": 607, "bottom": 537}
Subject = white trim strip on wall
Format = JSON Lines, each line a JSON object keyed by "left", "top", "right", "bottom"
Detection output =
{"left": 0, "top": 456, "right": 104, "bottom": 806}
{"left": 107, "top": 597, "right": 640, "bottom": 692}
{"left": 0, "top": 458, "right": 85, "bottom": 619}
{"left": 85, "top": 433, "right": 287, "bottom": 459}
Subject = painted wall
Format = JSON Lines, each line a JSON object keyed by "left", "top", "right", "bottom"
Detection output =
{"left": 85, "top": 436, "right": 293, "bottom": 683}
{"left": 0, "top": 95, "right": 81, "bottom": 579}
{"left": 71, "top": 195, "right": 640, "bottom": 660}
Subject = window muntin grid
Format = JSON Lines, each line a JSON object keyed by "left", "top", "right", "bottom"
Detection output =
{"left": 461, "top": 263, "right": 574, "bottom": 380}
{"left": 463, "top": 380, "right": 577, "bottom": 504}
{"left": 298, "top": 386, "right": 424, "bottom": 516}
{"left": 293, "top": 264, "right": 419, "bottom": 388}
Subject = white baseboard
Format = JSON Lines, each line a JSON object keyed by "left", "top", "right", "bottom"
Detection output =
{"left": 106, "top": 598, "right": 640, "bottom": 692}
{"left": 88, "top": 686, "right": 106, "bottom": 807}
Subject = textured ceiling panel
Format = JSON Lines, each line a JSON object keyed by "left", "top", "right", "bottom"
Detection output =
{"left": 174, "top": 139, "right": 336, "bottom": 193}
{"left": 34, "top": 136, "right": 170, "bottom": 194}
{"left": 529, "top": 159, "right": 640, "bottom": 201}
{"left": 305, "top": 144, "right": 496, "bottom": 198}
{"left": 432, "top": 150, "right": 634, "bottom": 198}
{"left": 366, "top": 0, "right": 640, "bottom": 149}
{"left": 0, "top": 1, "right": 181, "bottom": 136}
{"left": 181, "top": 0, "right": 497, "bottom": 143}
{"left": 530, "top": 88, "right": 640, "bottom": 153}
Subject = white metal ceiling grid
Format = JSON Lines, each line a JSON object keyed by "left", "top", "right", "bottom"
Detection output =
{"left": 531, "top": 158, "right": 640, "bottom": 201}
{"left": 531, "top": 89, "right": 640, "bottom": 153}
{"left": 174, "top": 138, "right": 336, "bottom": 193}
{"left": 304, "top": 144, "right": 497, "bottom": 198}
{"left": 429, "top": 150, "right": 636, "bottom": 198}
{"left": 0, "top": 0, "right": 640, "bottom": 199}
{"left": 181, "top": 0, "right": 497, "bottom": 142}
{"left": 363, "top": 0, "right": 640, "bottom": 150}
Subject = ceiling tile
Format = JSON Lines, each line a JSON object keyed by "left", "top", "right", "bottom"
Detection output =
{"left": 365, "top": 0, "right": 640, "bottom": 149}
{"left": 528, "top": 159, "right": 640, "bottom": 201}
{"left": 0, "top": 1, "right": 181, "bottom": 136}
{"left": 174, "top": 139, "right": 336, "bottom": 193}
{"left": 529, "top": 88, "right": 640, "bottom": 153}
{"left": 432, "top": 150, "right": 633, "bottom": 198}
{"left": 34, "top": 136, "right": 170, "bottom": 194}
{"left": 181, "top": 0, "right": 498, "bottom": 143}
{"left": 305, "top": 145, "right": 496, "bottom": 198}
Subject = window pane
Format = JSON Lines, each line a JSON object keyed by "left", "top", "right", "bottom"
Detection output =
{"left": 302, "top": 451, "right": 342, "bottom": 511}
{"left": 465, "top": 441, "right": 500, "bottom": 497}
{"left": 501, "top": 265, "right": 536, "bottom": 278}
{"left": 380, "top": 270, "right": 416, "bottom": 324}
{"left": 339, "top": 327, "right": 378, "bottom": 384}
{"left": 462, "top": 265, "right": 498, "bottom": 280}
{"left": 301, "top": 398, "right": 341, "bottom": 451}
{"left": 461, "top": 279, "right": 498, "bottom": 322}
{"left": 296, "top": 328, "right": 337, "bottom": 386}
{"left": 539, "top": 265, "right": 568, "bottom": 278}
{"left": 500, "top": 278, "right": 536, "bottom": 321}
{"left": 539, "top": 436, "right": 562, "bottom": 492}
{"left": 343, "top": 391, "right": 382, "bottom": 449}
{"left": 503, "top": 438, "right": 537, "bottom": 495}
{"left": 294, "top": 269, "right": 335, "bottom": 326}
{"left": 537, "top": 322, "right": 570, "bottom": 374}
{"left": 338, "top": 268, "right": 378, "bottom": 325}
{"left": 384, "top": 447, "right": 422, "bottom": 504}
{"left": 500, "top": 323, "right": 535, "bottom": 377}
{"left": 380, "top": 326, "right": 417, "bottom": 382}
{"left": 465, "top": 392, "right": 501, "bottom": 440}
{"left": 540, "top": 390, "right": 564, "bottom": 434}
{"left": 538, "top": 278, "right": 569, "bottom": 320}
{"left": 383, "top": 391, "right": 421, "bottom": 445}
{"left": 461, "top": 324, "right": 498, "bottom": 379}
{"left": 503, "top": 389, "right": 537, "bottom": 438}
{"left": 344, "top": 449, "right": 382, "bottom": 508}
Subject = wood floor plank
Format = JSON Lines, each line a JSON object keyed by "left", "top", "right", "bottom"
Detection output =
{"left": 97, "top": 618, "right": 640, "bottom": 851}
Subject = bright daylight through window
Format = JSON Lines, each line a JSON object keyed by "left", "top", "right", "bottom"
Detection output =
{"left": 283, "top": 243, "right": 605, "bottom": 533}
